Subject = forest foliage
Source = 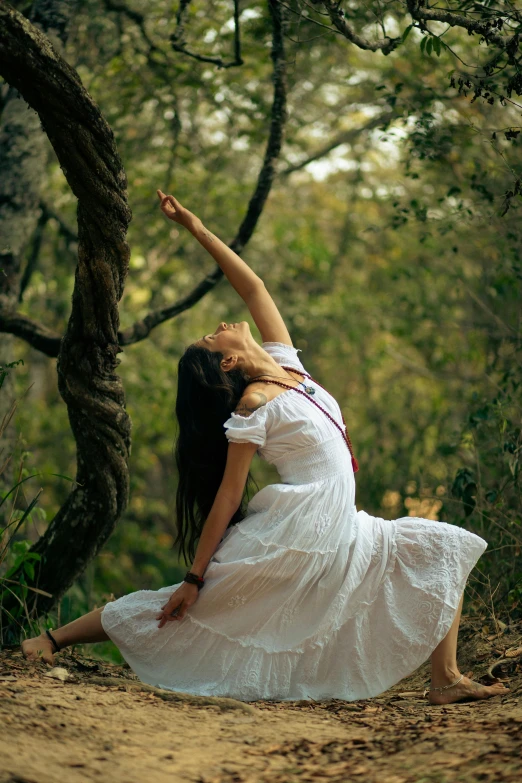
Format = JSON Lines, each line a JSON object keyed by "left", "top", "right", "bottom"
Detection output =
{"left": 0, "top": 0, "right": 521, "bottom": 650}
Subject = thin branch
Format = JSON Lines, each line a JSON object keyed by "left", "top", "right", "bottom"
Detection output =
{"left": 18, "top": 208, "right": 49, "bottom": 302}
{"left": 40, "top": 200, "right": 78, "bottom": 245}
{"left": 406, "top": 1, "right": 516, "bottom": 53}
{"left": 118, "top": 0, "right": 288, "bottom": 346}
{"left": 279, "top": 111, "right": 395, "bottom": 176}
{"left": 103, "top": 0, "right": 156, "bottom": 52}
{"left": 170, "top": 0, "right": 244, "bottom": 69}
{"left": 465, "top": 287, "right": 518, "bottom": 335}
{"left": 319, "top": 0, "right": 401, "bottom": 54}
{"left": 172, "top": 0, "right": 191, "bottom": 44}
{"left": 278, "top": 0, "right": 346, "bottom": 36}
{"left": 311, "top": 0, "right": 520, "bottom": 62}
{"left": 232, "top": 0, "right": 241, "bottom": 64}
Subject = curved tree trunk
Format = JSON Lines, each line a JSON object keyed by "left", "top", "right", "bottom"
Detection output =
{"left": 0, "top": 1, "right": 132, "bottom": 633}
{"left": 0, "top": 0, "right": 74, "bottom": 523}
{"left": 0, "top": 0, "right": 288, "bottom": 638}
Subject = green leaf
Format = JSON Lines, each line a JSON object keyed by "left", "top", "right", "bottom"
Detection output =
{"left": 402, "top": 24, "right": 413, "bottom": 42}
{"left": 420, "top": 36, "right": 427, "bottom": 53}
{"left": 24, "top": 561, "right": 35, "bottom": 580}
{"left": 433, "top": 37, "right": 441, "bottom": 56}
{"left": 426, "top": 37, "right": 433, "bottom": 56}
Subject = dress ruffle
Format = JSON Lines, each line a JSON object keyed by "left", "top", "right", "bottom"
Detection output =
{"left": 223, "top": 407, "right": 268, "bottom": 447}
{"left": 101, "top": 509, "right": 486, "bottom": 701}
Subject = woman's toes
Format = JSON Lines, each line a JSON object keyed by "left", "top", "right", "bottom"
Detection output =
{"left": 21, "top": 636, "right": 55, "bottom": 665}
{"left": 490, "top": 681, "right": 509, "bottom": 694}
{"left": 429, "top": 676, "right": 510, "bottom": 705}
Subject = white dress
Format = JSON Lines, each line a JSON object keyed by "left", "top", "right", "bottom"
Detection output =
{"left": 101, "top": 342, "right": 487, "bottom": 702}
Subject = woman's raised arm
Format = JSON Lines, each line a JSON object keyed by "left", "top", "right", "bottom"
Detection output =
{"left": 157, "top": 190, "right": 292, "bottom": 346}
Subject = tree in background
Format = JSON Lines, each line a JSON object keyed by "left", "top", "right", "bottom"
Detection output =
{"left": 0, "top": 0, "right": 520, "bottom": 639}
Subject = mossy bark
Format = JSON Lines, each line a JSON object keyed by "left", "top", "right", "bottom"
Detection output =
{"left": 0, "top": 1, "right": 132, "bottom": 630}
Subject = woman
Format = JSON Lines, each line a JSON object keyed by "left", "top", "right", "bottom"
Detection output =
{"left": 23, "top": 191, "right": 508, "bottom": 706}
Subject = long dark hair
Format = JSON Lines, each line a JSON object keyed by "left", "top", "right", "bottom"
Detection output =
{"left": 173, "top": 343, "right": 256, "bottom": 563}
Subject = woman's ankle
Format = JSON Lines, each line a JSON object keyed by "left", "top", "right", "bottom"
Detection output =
{"left": 430, "top": 665, "right": 461, "bottom": 687}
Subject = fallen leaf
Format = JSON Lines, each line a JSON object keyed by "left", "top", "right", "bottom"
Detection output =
{"left": 505, "top": 646, "right": 522, "bottom": 658}
{"left": 44, "top": 667, "right": 71, "bottom": 682}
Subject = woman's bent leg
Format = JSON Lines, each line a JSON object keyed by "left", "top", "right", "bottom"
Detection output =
{"left": 22, "top": 606, "right": 109, "bottom": 665}
{"left": 430, "top": 591, "right": 464, "bottom": 688}
{"left": 428, "top": 590, "right": 508, "bottom": 704}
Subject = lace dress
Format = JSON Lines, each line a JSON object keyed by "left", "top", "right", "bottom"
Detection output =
{"left": 101, "top": 342, "right": 487, "bottom": 702}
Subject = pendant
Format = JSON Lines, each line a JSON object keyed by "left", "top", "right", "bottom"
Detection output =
{"left": 304, "top": 386, "right": 315, "bottom": 395}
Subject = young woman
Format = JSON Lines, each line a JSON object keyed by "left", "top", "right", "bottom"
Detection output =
{"left": 23, "top": 191, "right": 508, "bottom": 706}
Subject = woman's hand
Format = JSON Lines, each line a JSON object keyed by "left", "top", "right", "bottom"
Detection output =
{"left": 156, "top": 582, "right": 199, "bottom": 628}
{"left": 157, "top": 190, "right": 199, "bottom": 231}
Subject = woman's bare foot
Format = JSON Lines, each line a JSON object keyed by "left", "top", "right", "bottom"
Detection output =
{"left": 21, "top": 634, "right": 56, "bottom": 665}
{"left": 428, "top": 674, "right": 509, "bottom": 705}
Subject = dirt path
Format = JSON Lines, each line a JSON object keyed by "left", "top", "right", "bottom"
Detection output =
{"left": 1, "top": 618, "right": 521, "bottom": 783}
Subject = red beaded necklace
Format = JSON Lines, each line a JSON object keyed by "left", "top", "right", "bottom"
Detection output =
{"left": 246, "top": 366, "right": 359, "bottom": 474}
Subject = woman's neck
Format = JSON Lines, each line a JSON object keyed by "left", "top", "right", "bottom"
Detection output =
{"left": 240, "top": 343, "right": 291, "bottom": 380}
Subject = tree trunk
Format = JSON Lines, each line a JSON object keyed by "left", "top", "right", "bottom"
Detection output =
{"left": 0, "top": 0, "right": 74, "bottom": 524}
{"left": 0, "top": 1, "right": 132, "bottom": 636}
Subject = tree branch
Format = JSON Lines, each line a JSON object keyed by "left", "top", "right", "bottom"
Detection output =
{"left": 118, "top": 0, "right": 288, "bottom": 346}
{"left": 314, "top": 0, "right": 519, "bottom": 62}
{"left": 319, "top": 0, "right": 401, "bottom": 55}
{"left": 18, "top": 207, "right": 49, "bottom": 302}
{"left": 103, "top": 0, "right": 157, "bottom": 52}
{"left": 170, "top": 0, "right": 244, "bottom": 69}
{"left": 40, "top": 200, "right": 78, "bottom": 245}
{"left": 406, "top": 1, "right": 516, "bottom": 53}
{"left": 0, "top": 311, "right": 61, "bottom": 355}
{"left": 279, "top": 111, "right": 395, "bottom": 176}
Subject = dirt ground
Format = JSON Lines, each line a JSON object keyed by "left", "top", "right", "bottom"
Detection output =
{"left": 1, "top": 616, "right": 521, "bottom": 783}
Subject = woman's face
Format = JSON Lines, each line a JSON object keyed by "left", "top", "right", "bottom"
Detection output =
{"left": 196, "top": 321, "right": 252, "bottom": 354}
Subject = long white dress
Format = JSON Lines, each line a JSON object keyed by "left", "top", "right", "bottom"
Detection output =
{"left": 101, "top": 342, "right": 487, "bottom": 702}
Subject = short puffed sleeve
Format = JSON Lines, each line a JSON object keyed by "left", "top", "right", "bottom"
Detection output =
{"left": 223, "top": 405, "right": 268, "bottom": 447}
{"left": 261, "top": 341, "right": 307, "bottom": 373}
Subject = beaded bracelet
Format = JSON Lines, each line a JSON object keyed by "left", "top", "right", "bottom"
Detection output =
{"left": 184, "top": 571, "right": 205, "bottom": 590}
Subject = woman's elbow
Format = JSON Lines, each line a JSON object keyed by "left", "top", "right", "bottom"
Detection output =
{"left": 245, "top": 277, "right": 265, "bottom": 300}
{"left": 218, "top": 488, "right": 244, "bottom": 515}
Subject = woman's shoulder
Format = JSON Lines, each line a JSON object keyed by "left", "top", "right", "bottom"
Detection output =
{"left": 234, "top": 390, "right": 269, "bottom": 418}
{"left": 224, "top": 392, "right": 269, "bottom": 447}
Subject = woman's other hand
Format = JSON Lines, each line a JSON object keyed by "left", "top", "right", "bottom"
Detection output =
{"left": 157, "top": 190, "right": 199, "bottom": 230}
{"left": 156, "top": 582, "right": 199, "bottom": 628}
